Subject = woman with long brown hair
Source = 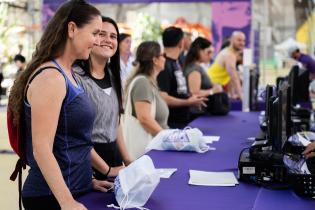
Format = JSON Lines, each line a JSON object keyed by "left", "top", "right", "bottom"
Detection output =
{"left": 9, "top": 1, "right": 119, "bottom": 210}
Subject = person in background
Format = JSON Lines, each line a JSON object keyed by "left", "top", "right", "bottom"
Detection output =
{"left": 124, "top": 41, "right": 169, "bottom": 159}
{"left": 157, "top": 26, "right": 206, "bottom": 129}
{"left": 200, "top": 43, "right": 215, "bottom": 71}
{"left": 17, "top": 44, "right": 24, "bottom": 55}
{"left": 184, "top": 37, "right": 223, "bottom": 118}
{"left": 0, "top": 67, "right": 3, "bottom": 103}
{"left": 207, "top": 31, "right": 245, "bottom": 100}
{"left": 74, "top": 16, "right": 131, "bottom": 178}
{"left": 14, "top": 54, "right": 26, "bottom": 77}
{"left": 289, "top": 45, "right": 315, "bottom": 80}
{"left": 119, "top": 33, "right": 134, "bottom": 84}
{"left": 178, "top": 31, "right": 193, "bottom": 68}
{"left": 9, "top": 1, "right": 119, "bottom": 209}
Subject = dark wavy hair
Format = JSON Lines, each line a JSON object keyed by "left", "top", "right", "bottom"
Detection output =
{"left": 119, "top": 33, "right": 131, "bottom": 43}
{"left": 162, "top": 26, "right": 184, "bottom": 47}
{"left": 125, "top": 41, "right": 161, "bottom": 94}
{"left": 184, "top": 37, "right": 211, "bottom": 68}
{"left": 75, "top": 16, "right": 123, "bottom": 114}
{"left": 9, "top": 0, "right": 101, "bottom": 125}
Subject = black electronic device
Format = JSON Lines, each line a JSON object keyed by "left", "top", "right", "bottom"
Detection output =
{"left": 288, "top": 65, "right": 310, "bottom": 105}
{"left": 259, "top": 85, "right": 274, "bottom": 132}
{"left": 265, "top": 85, "right": 274, "bottom": 123}
{"left": 256, "top": 85, "right": 274, "bottom": 140}
{"left": 274, "top": 81, "right": 291, "bottom": 152}
{"left": 245, "top": 82, "right": 291, "bottom": 185}
{"left": 268, "top": 96, "right": 279, "bottom": 149}
{"left": 249, "top": 69, "right": 259, "bottom": 111}
{"left": 238, "top": 149, "right": 287, "bottom": 184}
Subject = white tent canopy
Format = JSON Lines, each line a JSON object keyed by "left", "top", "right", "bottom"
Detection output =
{"left": 274, "top": 37, "right": 306, "bottom": 52}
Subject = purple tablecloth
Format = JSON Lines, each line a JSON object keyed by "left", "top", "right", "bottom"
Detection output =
{"left": 230, "top": 99, "right": 265, "bottom": 111}
{"left": 78, "top": 111, "right": 315, "bottom": 210}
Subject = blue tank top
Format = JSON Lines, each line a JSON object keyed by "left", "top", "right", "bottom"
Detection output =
{"left": 22, "top": 60, "right": 96, "bottom": 197}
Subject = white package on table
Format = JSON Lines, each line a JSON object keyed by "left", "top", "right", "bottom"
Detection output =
{"left": 189, "top": 170, "right": 238, "bottom": 186}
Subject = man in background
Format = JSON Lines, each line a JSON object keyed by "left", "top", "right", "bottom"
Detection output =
{"left": 157, "top": 26, "right": 206, "bottom": 128}
{"left": 289, "top": 46, "right": 315, "bottom": 80}
{"left": 207, "top": 31, "right": 245, "bottom": 100}
{"left": 14, "top": 54, "right": 26, "bottom": 77}
{"left": 178, "top": 31, "right": 193, "bottom": 68}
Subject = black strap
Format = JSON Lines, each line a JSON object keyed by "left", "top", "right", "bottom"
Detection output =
{"left": 18, "top": 162, "right": 23, "bottom": 210}
{"left": 9, "top": 159, "right": 26, "bottom": 210}
{"left": 24, "top": 66, "right": 62, "bottom": 99}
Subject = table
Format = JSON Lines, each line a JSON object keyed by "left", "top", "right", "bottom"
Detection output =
{"left": 78, "top": 111, "right": 315, "bottom": 210}
{"left": 230, "top": 99, "right": 265, "bottom": 111}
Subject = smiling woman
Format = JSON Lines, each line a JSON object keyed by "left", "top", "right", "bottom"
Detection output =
{"left": 74, "top": 16, "right": 130, "bottom": 179}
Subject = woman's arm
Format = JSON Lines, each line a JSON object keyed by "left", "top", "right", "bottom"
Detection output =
{"left": 92, "top": 179, "right": 114, "bottom": 192}
{"left": 134, "top": 101, "right": 163, "bottom": 136}
{"left": 187, "top": 71, "right": 223, "bottom": 97}
{"left": 225, "top": 55, "right": 243, "bottom": 100}
{"left": 116, "top": 124, "right": 133, "bottom": 165}
{"left": 160, "top": 91, "right": 207, "bottom": 107}
{"left": 29, "top": 69, "right": 86, "bottom": 210}
{"left": 90, "top": 149, "right": 123, "bottom": 177}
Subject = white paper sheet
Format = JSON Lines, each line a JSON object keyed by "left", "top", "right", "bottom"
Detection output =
{"left": 203, "top": 136, "right": 220, "bottom": 144}
{"left": 188, "top": 170, "right": 239, "bottom": 186}
{"left": 156, "top": 168, "right": 177, "bottom": 178}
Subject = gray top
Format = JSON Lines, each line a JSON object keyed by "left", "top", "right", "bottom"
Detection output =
{"left": 184, "top": 63, "right": 212, "bottom": 90}
{"left": 73, "top": 66, "right": 119, "bottom": 143}
{"left": 130, "top": 76, "right": 169, "bottom": 129}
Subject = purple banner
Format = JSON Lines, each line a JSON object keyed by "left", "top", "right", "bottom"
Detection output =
{"left": 43, "top": 0, "right": 212, "bottom": 4}
{"left": 42, "top": 0, "right": 252, "bottom": 48}
{"left": 42, "top": 0, "right": 215, "bottom": 28}
{"left": 211, "top": 1, "right": 251, "bottom": 53}
{"left": 43, "top": 0, "right": 250, "bottom": 5}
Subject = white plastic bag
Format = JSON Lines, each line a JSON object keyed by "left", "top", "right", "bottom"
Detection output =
{"left": 109, "top": 155, "right": 160, "bottom": 210}
{"left": 145, "top": 127, "right": 210, "bottom": 153}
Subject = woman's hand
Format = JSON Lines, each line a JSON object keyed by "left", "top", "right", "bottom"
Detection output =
{"left": 212, "top": 84, "right": 223, "bottom": 94}
{"left": 108, "top": 165, "right": 124, "bottom": 177}
{"left": 187, "top": 95, "right": 208, "bottom": 107}
{"left": 61, "top": 199, "right": 87, "bottom": 210}
{"left": 303, "top": 141, "right": 315, "bottom": 158}
{"left": 123, "top": 159, "right": 133, "bottom": 166}
{"left": 92, "top": 179, "right": 114, "bottom": 192}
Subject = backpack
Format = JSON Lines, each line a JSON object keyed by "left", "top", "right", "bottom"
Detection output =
{"left": 7, "top": 102, "right": 27, "bottom": 178}
{"left": 206, "top": 92, "right": 230, "bottom": 115}
{"left": 7, "top": 98, "right": 26, "bottom": 210}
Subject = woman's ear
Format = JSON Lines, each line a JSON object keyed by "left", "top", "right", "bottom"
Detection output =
{"left": 68, "top": 21, "right": 77, "bottom": 39}
{"left": 152, "top": 57, "right": 159, "bottom": 66}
